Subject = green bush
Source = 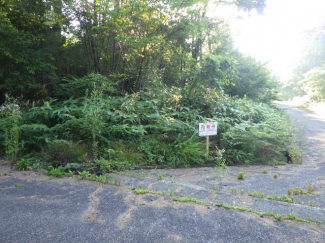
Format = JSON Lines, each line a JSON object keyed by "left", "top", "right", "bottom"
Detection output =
{"left": 78, "top": 171, "right": 91, "bottom": 179}
{"left": 16, "top": 158, "right": 31, "bottom": 171}
{"left": 47, "top": 166, "right": 65, "bottom": 178}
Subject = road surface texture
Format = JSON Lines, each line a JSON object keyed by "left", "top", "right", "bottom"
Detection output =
{"left": 1, "top": 103, "right": 325, "bottom": 243}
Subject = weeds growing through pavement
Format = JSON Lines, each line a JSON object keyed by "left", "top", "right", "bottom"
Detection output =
{"left": 237, "top": 172, "right": 245, "bottom": 180}
{"left": 157, "top": 173, "right": 164, "bottom": 180}
{"left": 132, "top": 188, "right": 322, "bottom": 225}
{"left": 248, "top": 191, "right": 265, "bottom": 198}
{"left": 267, "top": 195, "right": 295, "bottom": 203}
{"left": 287, "top": 183, "right": 316, "bottom": 195}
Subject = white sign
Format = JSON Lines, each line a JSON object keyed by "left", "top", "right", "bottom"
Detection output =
{"left": 199, "top": 122, "right": 218, "bottom": 137}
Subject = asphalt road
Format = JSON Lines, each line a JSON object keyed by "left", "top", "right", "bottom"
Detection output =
{"left": 1, "top": 104, "right": 325, "bottom": 243}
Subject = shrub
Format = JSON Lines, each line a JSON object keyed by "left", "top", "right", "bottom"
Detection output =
{"left": 78, "top": 171, "right": 91, "bottom": 179}
{"left": 47, "top": 166, "right": 65, "bottom": 178}
{"left": 16, "top": 158, "right": 30, "bottom": 171}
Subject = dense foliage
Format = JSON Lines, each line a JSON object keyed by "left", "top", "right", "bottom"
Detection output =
{"left": 1, "top": 78, "right": 297, "bottom": 171}
{"left": 0, "top": 0, "right": 273, "bottom": 101}
{"left": 0, "top": 0, "right": 297, "bottom": 172}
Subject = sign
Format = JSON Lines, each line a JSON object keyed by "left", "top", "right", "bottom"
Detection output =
{"left": 199, "top": 122, "right": 218, "bottom": 137}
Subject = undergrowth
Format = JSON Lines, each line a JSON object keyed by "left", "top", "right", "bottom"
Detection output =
{"left": 0, "top": 79, "right": 300, "bottom": 173}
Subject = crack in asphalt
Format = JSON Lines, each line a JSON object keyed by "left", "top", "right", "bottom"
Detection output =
{"left": 117, "top": 205, "right": 136, "bottom": 229}
{"left": 84, "top": 185, "right": 103, "bottom": 222}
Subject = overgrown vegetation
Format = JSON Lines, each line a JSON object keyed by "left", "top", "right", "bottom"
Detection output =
{"left": 0, "top": 85, "right": 298, "bottom": 172}
{"left": 0, "top": 0, "right": 300, "bottom": 173}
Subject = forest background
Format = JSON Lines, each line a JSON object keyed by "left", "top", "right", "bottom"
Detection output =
{"left": 0, "top": 0, "right": 308, "bottom": 172}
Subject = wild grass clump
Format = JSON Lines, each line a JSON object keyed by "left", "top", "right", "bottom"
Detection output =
{"left": 16, "top": 158, "right": 31, "bottom": 171}
{"left": 237, "top": 172, "right": 245, "bottom": 180}
{"left": 47, "top": 166, "right": 65, "bottom": 178}
{"left": 287, "top": 184, "right": 316, "bottom": 195}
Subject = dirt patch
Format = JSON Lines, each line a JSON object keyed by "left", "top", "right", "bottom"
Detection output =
{"left": 0, "top": 163, "right": 68, "bottom": 183}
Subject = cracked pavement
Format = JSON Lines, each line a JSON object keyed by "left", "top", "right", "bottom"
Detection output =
{"left": 1, "top": 103, "right": 325, "bottom": 243}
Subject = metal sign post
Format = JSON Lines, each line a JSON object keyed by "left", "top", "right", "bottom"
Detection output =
{"left": 199, "top": 122, "right": 218, "bottom": 159}
{"left": 206, "top": 135, "right": 210, "bottom": 158}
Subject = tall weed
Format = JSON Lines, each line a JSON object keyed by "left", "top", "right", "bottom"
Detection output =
{"left": 0, "top": 94, "right": 21, "bottom": 161}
